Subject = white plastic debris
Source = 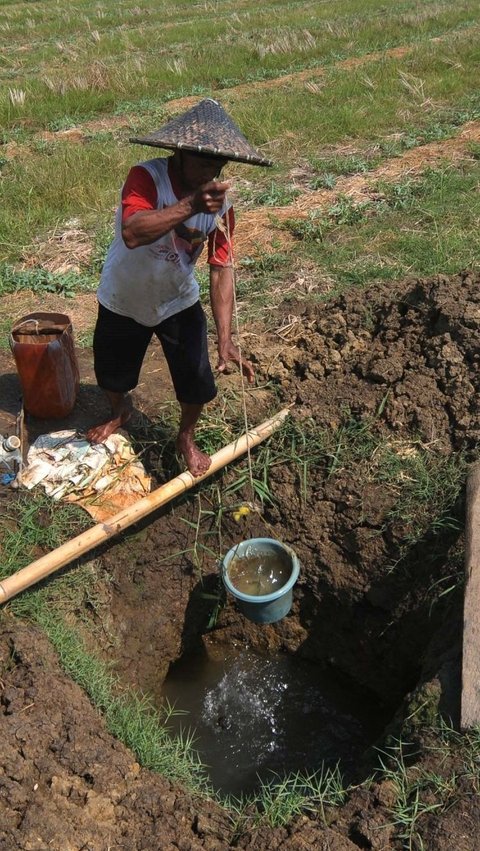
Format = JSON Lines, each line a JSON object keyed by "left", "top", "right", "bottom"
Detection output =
{"left": 17, "top": 430, "right": 151, "bottom": 521}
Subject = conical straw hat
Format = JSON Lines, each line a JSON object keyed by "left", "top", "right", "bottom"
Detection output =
{"left": 130, "top": 98, "right": 273, "bottom": 167}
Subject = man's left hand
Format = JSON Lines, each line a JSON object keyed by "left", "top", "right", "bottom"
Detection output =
{"left": 217, "top": 340, "right": 255, "bottom": 384}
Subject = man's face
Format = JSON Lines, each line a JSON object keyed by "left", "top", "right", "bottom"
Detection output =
{"left": 176, "top": 150, "right": 227, "bottom": 189}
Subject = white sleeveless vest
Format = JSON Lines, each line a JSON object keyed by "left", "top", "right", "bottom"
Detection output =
{"left": 97, "top": 158, "right": 229, "bottom": 327}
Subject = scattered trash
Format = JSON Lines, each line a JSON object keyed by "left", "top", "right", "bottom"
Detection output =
{"left": 16, "top": 430, "right": 151, "bottom": 521}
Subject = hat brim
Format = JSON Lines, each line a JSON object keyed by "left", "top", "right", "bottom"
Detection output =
{"left": 129, "top": 137, "right": 273, "bottom": 167}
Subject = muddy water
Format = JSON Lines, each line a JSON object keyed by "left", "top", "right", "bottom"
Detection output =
{"left": 161, "top": 643, "right": 384, "bottom": 796}
{"left": 228, "top": 549, "right": 291, "bottom": 595}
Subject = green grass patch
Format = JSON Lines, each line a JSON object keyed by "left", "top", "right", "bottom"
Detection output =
{"left": 0, "top": 140, "right": 126, "bottom": 264}
{"left": 2, "top": 0, "right": 478, "bottom": 136}
{"left": 280, "top": 161, "right": 480, "bottom": 291}
{"left": 235, "top": 251, "right": 292, "bottom": 317}
{"left": 0, "top": 493, "right": 92, "bottom": 623}
{"left": 4, "top": 51, "right": 480, "bottom": 267}
{"left": 226, "top": 765, "right": 347, "bottom": 831}
{"left": 0, "top": 263, "right": 95, "bottom": 297}
{"left": 197, "top": 250, "right": 292, "bottom": 324}
{"left": 236, "top": 180, "right": 301, "bottom": 206}
{"left": 232, "top": 28, "right": 480, "bottom": 163}
{"left": 1, "top": 7, "right": 479, "bottom": 266}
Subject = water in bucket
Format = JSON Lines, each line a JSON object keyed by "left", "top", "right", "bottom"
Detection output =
{"left": 222, "top": 538, "right": 300, "bottom": 624}
{"left": 227, "top": 544, "right": 291, "bottom": 596}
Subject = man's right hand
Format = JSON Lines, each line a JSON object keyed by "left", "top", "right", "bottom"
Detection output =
{"left": 192, "top": 181, "right": 231, "bottom": 214}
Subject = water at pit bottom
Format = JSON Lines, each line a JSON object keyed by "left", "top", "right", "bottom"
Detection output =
{"left": 160, "top": 643, "right": 383, "bottom": 796}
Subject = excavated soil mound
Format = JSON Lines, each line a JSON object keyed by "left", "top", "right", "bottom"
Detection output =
{"left": 263, "top": 269, "right": 480, "bottom": 452}
{"left": 1, "top": 270, "right": 479, "bottom": 850}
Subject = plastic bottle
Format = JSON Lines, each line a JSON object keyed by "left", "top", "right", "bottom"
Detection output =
{"left": 0, "top": 435, "right": 22, "bottom": 472}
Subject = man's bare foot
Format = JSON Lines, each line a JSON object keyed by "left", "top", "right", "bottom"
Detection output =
{"left": 87, "top": 395, "right": 133, "bottom": 444}
{"left": 176, "top": 432, "right": 212, "bottom": 477}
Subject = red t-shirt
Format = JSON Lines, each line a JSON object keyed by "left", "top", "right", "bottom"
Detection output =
{"left": 121, "top": 163, "right": 234, "bottom": 266}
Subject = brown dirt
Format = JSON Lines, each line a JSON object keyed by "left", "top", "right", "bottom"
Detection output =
{"left": 0, "top": 621, "right": 234, "bottom": 851}
{"left": 1, "top": 269, "right": 479, "bottom": 849}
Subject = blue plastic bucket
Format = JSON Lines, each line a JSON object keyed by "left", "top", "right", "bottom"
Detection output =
{"left": 222, "top": 538, "right": 300, "bottom": 624}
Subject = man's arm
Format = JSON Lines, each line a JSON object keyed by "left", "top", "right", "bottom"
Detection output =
{"left": 122, "top": 180, "right": 231, "bottom": 249}
{"left": 209, "top": 265, "right": 255, "bottom": 383}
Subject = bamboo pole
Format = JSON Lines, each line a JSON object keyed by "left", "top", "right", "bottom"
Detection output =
{"left": 461, "top": 461, "right": 480, "bottom": 729}
{"left": 0, "top": 408, "right": 289, "bottom": 605}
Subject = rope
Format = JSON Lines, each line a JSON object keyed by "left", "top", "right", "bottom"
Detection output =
{"left": 216, "top": 195, "right": 256, "bottom": 507}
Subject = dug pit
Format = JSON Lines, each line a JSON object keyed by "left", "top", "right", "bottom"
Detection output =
{"left": 95, "top": 273, "right": 476, "bottom": 801}
{"left": 1, "top": 269, "right": 479, "bottom": 849}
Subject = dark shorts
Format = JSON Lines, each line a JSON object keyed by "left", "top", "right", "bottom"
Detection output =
{"left": 93, "top": 302, "right": 217, "bottom": 405}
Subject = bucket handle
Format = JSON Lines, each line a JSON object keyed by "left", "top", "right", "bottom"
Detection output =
{"left": 13, "top": 319, "right": 40, "bottom": 333}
